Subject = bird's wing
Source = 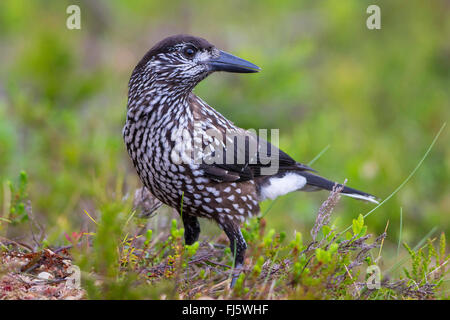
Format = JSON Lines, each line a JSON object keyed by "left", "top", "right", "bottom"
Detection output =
{"left": 188, "top": 94, "right": 314, "bottom": 182}
{"left": 197, "top": 128, "right": 315, "bottom": 182}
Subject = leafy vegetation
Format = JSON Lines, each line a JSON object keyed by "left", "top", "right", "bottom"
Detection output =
{"left": 1, "top": 180, "right": 448, "bottom": 299}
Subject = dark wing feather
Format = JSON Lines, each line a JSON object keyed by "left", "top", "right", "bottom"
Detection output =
{"left": 189, "top": 95, "right": 314, "bottom": 182}
{"left": 200, "top": 133, "right": 315, "bottom": 182}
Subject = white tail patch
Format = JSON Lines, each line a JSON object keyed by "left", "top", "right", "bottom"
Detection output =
{"left": 342, "top": 192, "right": 379, "bottom": 204}
{"left": 260, "top": 173, "right": 307, "bottom": 201}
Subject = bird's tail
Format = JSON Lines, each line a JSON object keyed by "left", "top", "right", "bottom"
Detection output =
{"left": 299, "top": 171, "right": 379, "bottom": 204}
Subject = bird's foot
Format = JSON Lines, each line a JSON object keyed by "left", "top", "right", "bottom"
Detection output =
{"left": 230, "top": 263, "right": 243, "bottom": 288}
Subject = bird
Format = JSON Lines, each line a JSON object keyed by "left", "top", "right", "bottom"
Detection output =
{"left": 123, "top": 34, "right": 378, "bottom": 287}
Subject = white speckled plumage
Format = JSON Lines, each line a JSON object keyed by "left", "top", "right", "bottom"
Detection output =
{"left": 123, "top": 35, "right": 378, "bottom": 287}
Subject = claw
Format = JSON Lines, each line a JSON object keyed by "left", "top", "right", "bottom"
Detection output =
{"left": 230, "top": 263, "right": 243, "bottom": 288}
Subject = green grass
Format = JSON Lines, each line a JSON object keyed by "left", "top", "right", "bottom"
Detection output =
{"left": 2, "top": 181, "right": 448, "bottom": 299}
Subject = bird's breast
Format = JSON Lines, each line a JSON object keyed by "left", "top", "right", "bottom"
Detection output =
{"left": 123, "top": 109, "right": 198, "bottom": 204}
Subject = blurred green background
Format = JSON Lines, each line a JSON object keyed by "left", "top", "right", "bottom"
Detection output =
{"left": 0, "top": 0, "right": 448, "bottom": 258}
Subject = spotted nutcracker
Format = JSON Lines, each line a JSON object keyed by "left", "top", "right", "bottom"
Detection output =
{"left": 123, "top": 35, "right": 378, "bottom": 286}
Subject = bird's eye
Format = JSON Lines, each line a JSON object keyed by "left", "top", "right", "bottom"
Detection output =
{"left": 183, "top": 46, "right": 197, "bottom": 58}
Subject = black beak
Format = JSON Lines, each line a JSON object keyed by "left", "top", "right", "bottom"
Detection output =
{"left": 208, "top": 50, "right": 261, "bottom": 73}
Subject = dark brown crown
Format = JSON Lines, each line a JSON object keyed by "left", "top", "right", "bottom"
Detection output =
{"left": 134, "top": 34, "right": 214, "bottom": 71}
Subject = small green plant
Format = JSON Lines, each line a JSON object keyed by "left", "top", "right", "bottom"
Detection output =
{"left": 1, "top": 178, "right": 448, "bottom": 300}
{"left": 5, "top": 171, "right": 30, "bottom": 225}
{"left": 401, "top": 233, "right": 449, "bottom": 295}
{"left": 72, "top": 182, "right": 448, "bottom": 299}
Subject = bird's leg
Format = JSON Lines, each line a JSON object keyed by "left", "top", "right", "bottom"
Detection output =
{"left": 182, "top": 213, "right": 201, "bottom": 245}
{"left": 222, "top": 221, "right": 247, "bottom": 288}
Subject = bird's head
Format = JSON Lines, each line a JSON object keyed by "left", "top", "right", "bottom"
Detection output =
{"left": 130, "top": 34, "right": 260, "bottom": 94}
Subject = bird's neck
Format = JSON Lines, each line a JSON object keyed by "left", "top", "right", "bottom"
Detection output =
{"left": 126, "top": 81, "right": 195, "bottom": 126}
